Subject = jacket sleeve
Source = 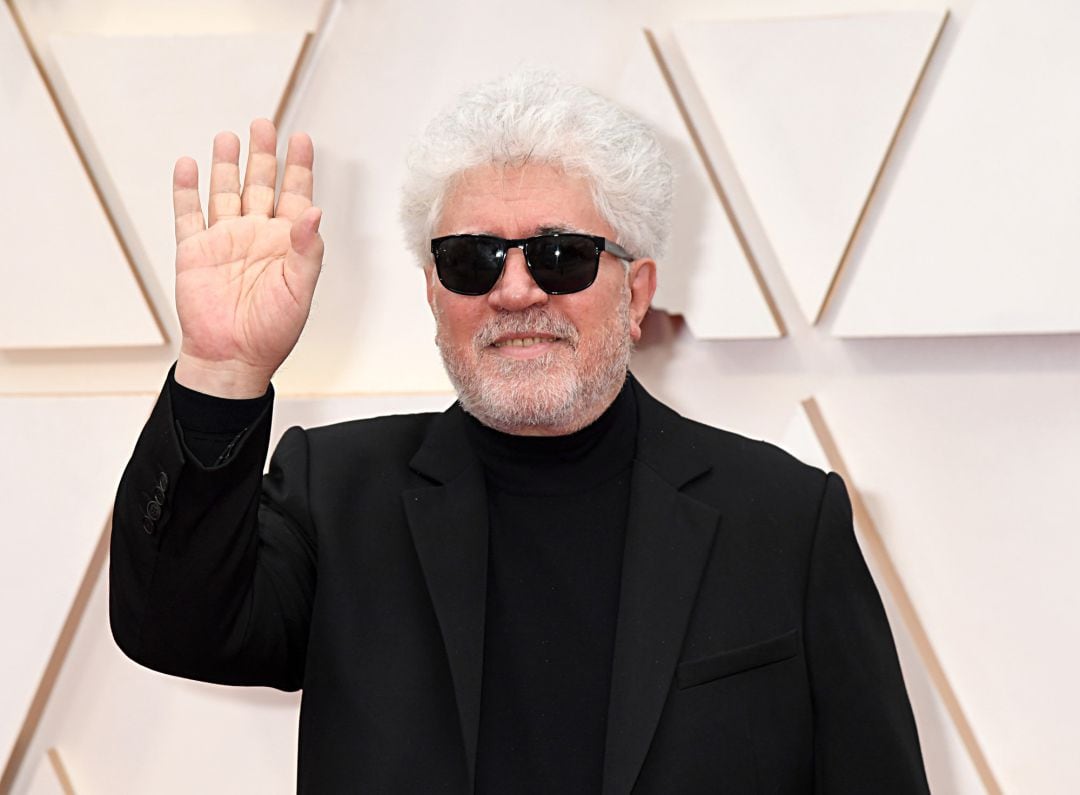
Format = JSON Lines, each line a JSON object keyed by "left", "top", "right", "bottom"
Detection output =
{"left": 803, "top": 472, "right": 931, "bottom": 793}
{"left": 110, "top": 378, "right": 316, "bottom": 692}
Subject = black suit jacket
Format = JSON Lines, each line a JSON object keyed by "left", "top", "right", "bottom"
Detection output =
{"left": 111, "top": 376, "right": 929, "bottom": 794}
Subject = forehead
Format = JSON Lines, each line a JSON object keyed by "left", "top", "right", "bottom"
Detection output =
{"left": 435, "top": 162, "right": 612, "bottom": 238}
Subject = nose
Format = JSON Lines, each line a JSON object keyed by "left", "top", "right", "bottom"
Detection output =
{"left": 487, "top": 248, "right": 549, "bottom": 311}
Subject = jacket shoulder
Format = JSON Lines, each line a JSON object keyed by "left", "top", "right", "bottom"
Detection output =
{"left": 691, "top": 416, "right": 825, "bottom": 482}
{"left": 304, "top": 410, "right": 442, "bottom": 447}
{"left": 283, "top": 410, "right": 445, "bottom": 481}
{"left": 633, "top": 380, "right": 829, "bottom": 511}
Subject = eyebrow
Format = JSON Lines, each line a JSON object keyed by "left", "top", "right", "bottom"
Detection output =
{"left": 532, "top": 224, "right": 585, "bottom": 236}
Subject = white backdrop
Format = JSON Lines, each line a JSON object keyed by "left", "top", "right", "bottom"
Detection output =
{"left": 2, "top": 0, "right": 1078, "bottom": 793}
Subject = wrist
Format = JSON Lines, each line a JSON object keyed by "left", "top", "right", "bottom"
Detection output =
{"left": 174, "top": 352, "right": 273, "bottom": 399}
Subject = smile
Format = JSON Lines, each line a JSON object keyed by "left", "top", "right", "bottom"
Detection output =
{"left": 492, "top": 336, "right": 559, "bottom": 348}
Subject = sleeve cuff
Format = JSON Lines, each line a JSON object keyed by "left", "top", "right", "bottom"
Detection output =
{"left": 168, "top": 363, "right": 273, "bottom": 434}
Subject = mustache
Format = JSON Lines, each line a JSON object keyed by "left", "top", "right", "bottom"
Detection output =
{"left": 473, "top": 308, "right": 579, "bottom": 349}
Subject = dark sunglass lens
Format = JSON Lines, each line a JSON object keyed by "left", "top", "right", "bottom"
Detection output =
{"left": 434, "top": 237, "right": 505, "bottom": 295}
{"left": 527, "top": 235, "right": 599, "bottom": 294}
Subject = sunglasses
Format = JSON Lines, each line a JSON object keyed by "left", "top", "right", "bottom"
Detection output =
{"left": 429, "top": 233, "right": 634, "bottom": 296}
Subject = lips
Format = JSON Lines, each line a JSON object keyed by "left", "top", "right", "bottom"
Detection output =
{"left": 474, "top": 308, "right": 579, "bottom": 352}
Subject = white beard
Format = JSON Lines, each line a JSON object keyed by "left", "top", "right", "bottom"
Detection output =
{"left": 434, "top": 288, "right": 633, "bottom": 435}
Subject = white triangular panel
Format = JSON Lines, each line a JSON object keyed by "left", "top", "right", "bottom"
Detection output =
{"left": 25, "top": 752, "right": 69, "bottom": 795}
{"left": 0, "top": 395, "right": 155, "bottom": 771}
{"left": 779, "top": 404, "right": 988, "bottom": 795}
{"left": 50, "top": 33, "right": 307, "bottom": 326}
{"left": 834, "top": 0, "right": 1080, "bottom": 337}
{"left": 673, "top": 11, "right": 945, "bottom": 324}
{"left": 614, "top": 34, "right": 780, "bottom": 340}
{"left": 777, "top": 406, "right": 830, "bottom": 471}
{"left": 0, "top": 4, "right": 162, "bottom": 349}
{"left": 817, "top": 374, "right": 1080, "bottom": 793}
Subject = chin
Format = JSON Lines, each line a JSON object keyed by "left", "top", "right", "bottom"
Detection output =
{"left": 441, "top": 344, "right": 630, "bottom": 435}
{"left": 453, "top": 358, "right": 583, "bottom": 432}
{"left": 435, "top": 301, "right": 634, "bottom": 434}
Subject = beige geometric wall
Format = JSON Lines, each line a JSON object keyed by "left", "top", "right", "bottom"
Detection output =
{"left": 672, "top": 10, "right": 948, "bottom": 325}
{"left": 3, "top": 0, "right": 1078, "bottom": 793}
{"left": 832, "top": 0, "right": 1080, "bottom": 337}
{"left": 0, "top": 4, "right": 163, "bottom": 350}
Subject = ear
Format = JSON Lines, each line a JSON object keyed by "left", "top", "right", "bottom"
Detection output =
{"left": 627, "top": 258, "right": 657, "bottom": 342}
{"left": 423, "top": 264, "right": 438, "bottom": 316}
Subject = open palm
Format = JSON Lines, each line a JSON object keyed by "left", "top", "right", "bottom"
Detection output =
{"left": 172, "top": 119, "right": 324, "bottom": 397}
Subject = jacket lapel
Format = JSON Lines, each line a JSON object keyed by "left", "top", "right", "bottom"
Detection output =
{"left": 400, "top": 383, "right": 721, "bottom": 795}
{"left": 403, "top": 405, "right": 489, "bottom": 793}
{"left": 602, "top": 381, "right": 722, "bottom": 795}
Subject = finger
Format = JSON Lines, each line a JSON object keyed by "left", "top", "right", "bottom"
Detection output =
{"left": 241, "top": 118, "right": 278, "bottom": 217}
{"left": 208, "top": 131, "right": 241, "bottom": 226}
{"left": 283, "top": 207, "right": 325, "bottom": 306}
{"left": 275, "top": 132, "right": 314, "bottom": 221}
{"left": 173, "top": 156, "right": 206, "bottom": 244}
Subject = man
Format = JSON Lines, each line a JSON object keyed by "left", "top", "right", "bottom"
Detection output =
{"left": 111, "top": 71, "right": 930, "bottom": 793}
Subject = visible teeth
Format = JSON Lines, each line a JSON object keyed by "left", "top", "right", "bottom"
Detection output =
{"left": 494, "top": 337, "right": 550, "bottom": 348}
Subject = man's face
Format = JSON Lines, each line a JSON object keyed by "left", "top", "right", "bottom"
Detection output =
{"left": 426, "top": 163, "right": 656, "bottom": 436}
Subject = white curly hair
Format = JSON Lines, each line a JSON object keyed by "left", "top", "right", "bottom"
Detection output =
{"left": 400, "top": 69, "right": 673, "bottom": 265}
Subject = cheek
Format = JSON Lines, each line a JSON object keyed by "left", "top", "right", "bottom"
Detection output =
{"left": 434, "top": 296, "right": 484, "bottom": 346}
{"left": 570, "top": 293, "right": 619, "bottom": 335}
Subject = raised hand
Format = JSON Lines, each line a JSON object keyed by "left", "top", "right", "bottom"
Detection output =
{"left": 172, "top": 119, "right": 324, "bottom": 398}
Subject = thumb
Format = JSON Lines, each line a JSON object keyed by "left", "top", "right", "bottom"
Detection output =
{"left": 285, "top": 207, "right": 325, "bottom": 305}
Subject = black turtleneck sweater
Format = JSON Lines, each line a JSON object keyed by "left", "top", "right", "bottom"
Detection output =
{"left": 466, "top": 382, "right": 637, "bottom": 794}
{"left": 168, "top": 371, "right": 639, "bottom": 794}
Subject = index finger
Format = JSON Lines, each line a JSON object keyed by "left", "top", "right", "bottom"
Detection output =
{"left": 275, "top": 132, "right": 314, "bottom": 222}
{"left": 173, "top": 156, "right": 206, "bottom": 244}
